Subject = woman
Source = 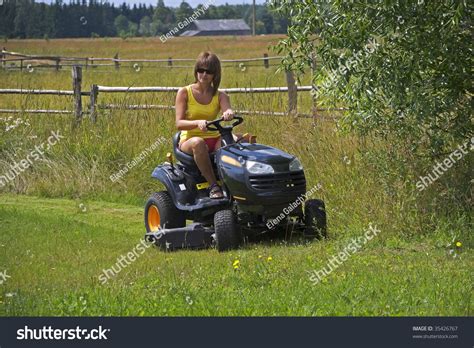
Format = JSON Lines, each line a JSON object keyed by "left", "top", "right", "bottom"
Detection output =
{"left": 175, "top": 51, "right": 236, "bottom": 199}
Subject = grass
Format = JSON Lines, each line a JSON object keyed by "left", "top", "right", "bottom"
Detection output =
{"left": 0, "top": 36, "right": 472, "bottom": 316}
{"left": 0, "top": 194, "right": 471, "bottom": 316}
{"left": 0, "top": 35, "right": 312, "bottom": 113}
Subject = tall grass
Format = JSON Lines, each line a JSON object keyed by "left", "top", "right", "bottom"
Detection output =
{"left": 0, "top": 36, "right": 471, "bottom": 246}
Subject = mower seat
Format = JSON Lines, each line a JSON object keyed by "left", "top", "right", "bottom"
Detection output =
{"left": 172, "top": 132, "right": 216, "bottom": 169}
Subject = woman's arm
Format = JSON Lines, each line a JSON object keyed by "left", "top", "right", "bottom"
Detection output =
{"left": 175, "top": 87, "right": 207, "bottom": 131}
{"left": 219, "top": 91, "right": 234, "bottom": 120}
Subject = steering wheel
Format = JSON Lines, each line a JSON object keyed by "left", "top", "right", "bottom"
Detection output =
{"left": 206, "top": 115, "right": 243, "bottom": 131}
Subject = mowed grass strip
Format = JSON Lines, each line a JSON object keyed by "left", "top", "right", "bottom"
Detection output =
{"left": 0, "top": 194, "right": 471, "bottom": 316}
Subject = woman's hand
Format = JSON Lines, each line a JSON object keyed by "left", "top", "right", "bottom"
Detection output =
{"left": 197, "top": 120, "right": 208, "bottom": 131}
{"left": 222, "top": 109, "right": 234, "bottom": 121}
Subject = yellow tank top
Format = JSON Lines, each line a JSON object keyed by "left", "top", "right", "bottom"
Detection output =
{"left": 179, "top": 85, "right": 220, "bottom": 142}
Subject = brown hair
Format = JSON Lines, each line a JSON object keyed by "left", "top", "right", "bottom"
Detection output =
{"left": 194, "top": 51, "right": 221, "bottom": 95}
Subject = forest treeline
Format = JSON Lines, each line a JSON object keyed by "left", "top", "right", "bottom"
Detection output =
{"left": 0, "top": 0, "right": 288, "bottom": 39}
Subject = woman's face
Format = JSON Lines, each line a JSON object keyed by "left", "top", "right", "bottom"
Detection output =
{"left": 196, "top": 66, "right": 214, "bottom": 84}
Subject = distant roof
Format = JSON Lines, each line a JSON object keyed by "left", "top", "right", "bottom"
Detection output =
{"left": 193, "top": 19, "right": 251, "bottom": 31}
{"left": 180, "top": 30, "right": 200, "bottom": 37}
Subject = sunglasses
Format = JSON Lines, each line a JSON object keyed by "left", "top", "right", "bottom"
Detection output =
{"left": 197, "top": 68, "right": 214, "bottom": 75}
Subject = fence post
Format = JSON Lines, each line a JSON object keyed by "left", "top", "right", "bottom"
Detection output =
{"left": 263, "top": 53, "right": 269, "bottom": 69}
{"left": 310, "top": 52, "right": 317, "bottom": 122}
{"left": 72, "top": 66, "right": 83, "bottom": 124}
{"left": 85, "top": 58, "right": 88, "bottom": 70}
{"left": 114, "top": 53, "right": 120, "bottom": 70}
{"left": 20, "top": 59, "right": 23, "bottom": 72}
{"left": 90, "top": 84, "right": 98, "bottom": 123}
{"left": 1, "top": 48, "right": 5, "bottom": 69}
{"left": 55, "top": 58, "right": 60, "bottom": 71}
{"left": 168, "top": 57, "right": 173, "bottom": 67}
{"left": 285, "top": 70, "right": 297, "bottom": 115}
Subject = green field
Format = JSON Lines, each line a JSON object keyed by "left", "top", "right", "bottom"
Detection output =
{"left": 0, "top": 194, "right": 471, "bottom": 316}
{"left": 0, "top": 36, "right": 472, "bottom": 316}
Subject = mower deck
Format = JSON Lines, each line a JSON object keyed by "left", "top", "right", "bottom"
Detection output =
{"left": 145, "top": 223, "right": 214, "bottom": 250}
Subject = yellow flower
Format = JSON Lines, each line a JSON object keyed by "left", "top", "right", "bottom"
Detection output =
{"left": 267, "top": 256, "right": 273, "bottom": 262}
{"left": 233, "top": 260, "right": 240, "bottom": 269}
{"left": 455, "top": 241, "right": 462, "bottom": 248}
{"left": 258, "top": 255, "right": 262, "bottom": 259}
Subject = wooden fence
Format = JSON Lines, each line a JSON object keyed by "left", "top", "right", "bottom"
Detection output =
{"left": 0, "top": 65, "right": 336, "bottom": 122}
{"left": 0, "top": 47, "right": 348, "bottom": 122}
{"left": 1, "top": 48, "right": 282, "bottom": 71}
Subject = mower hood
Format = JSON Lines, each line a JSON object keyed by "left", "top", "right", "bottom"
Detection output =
{"left": 226, "top": 143, "right": 294, "bottom": 165}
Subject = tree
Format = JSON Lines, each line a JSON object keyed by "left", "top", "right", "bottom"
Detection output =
{"left": 128, "top": 21, "right": 138, "bottom": 37}
{"left": 0, "top": 0, "right": 18, "bottom": 38}
{"left": 139, "top": 16, "right": 152, "bottom": 36}
{"left": 272, "top": 13, "right": 288, "bottom": 34}
{"left": 216, "top": 4, "right": 237, "bottom": 19}
{"left": 205, "top": 5, "right": 219, "bottom": 19}
{"left": 153, "top": 0, "right": 174, "bottom": 25}
{"left": 259, "top": 6, "right": 273, "bottom": 34}
{"left": 255, "top": 20, "right": 266, "bottom": 35}
{"left": 271, "top": 0, "right": 472, "bottom": 157}
{"left": 150, "top": 19, "right": 166, "bottom": 35}
{"left": 114, "top": 14, "right": 129, "bottom": 36}
{"left": 101, "top": 2, "right": 118, "bottom": 37}
{"left": 13, "top": 0, "right": 30, "bottom": 38}
{"left": 175, "top": 1, "right": 193, "bottom": 23}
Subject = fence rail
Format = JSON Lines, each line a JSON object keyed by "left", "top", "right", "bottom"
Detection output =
{"left": 1, "top": 63, "right": 346, "bottom": 121}
{"left": 1, "top": 48, "right": 285, "bottom": 71}
{"left": 0, "top": 109, "right": 73, "bottom": 114}
{"left": 0, "top": 65, "right": 316, "bottom": 118}
{"left": 0, "top": 89, "right": 89, "bottom": 96}
{"left": 95, "top": 85, "right": 312, "bottom": 93}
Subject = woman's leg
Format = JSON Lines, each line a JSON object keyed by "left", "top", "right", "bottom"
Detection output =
{"left": 232, "top": 133, "right": 254, "bottom": 143}
{"left": 179, "top": 137, "right": 218, "bottom": 186}
{"left": 213, "top": 134, "right": 254, "bottom": 152}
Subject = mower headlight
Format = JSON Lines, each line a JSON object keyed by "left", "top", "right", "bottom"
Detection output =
{"left": 221, "top": 155, "right": 242, "bottom": 167}
{"left": 289, "top": 157, "right": 303, "bottom": 171}
{"left": 246, "top": 160, "right": 274, "bottom": 174}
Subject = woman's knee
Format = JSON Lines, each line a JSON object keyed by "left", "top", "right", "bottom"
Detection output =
{"left": 190, "top": 137, "right": 208, "bottom": 154}
{"left": 180, "top": 137, "right": 205, "bottom": 154}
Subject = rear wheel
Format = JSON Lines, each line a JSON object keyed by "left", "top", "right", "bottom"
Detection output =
{"left": 214, "top": 209, "right": 241, "bottom": 252}
{"left": 304, "top": 199, "right": 327, "bottom": 239}
{"left": 144, "top": 191, "right": 185, "bottom": 233}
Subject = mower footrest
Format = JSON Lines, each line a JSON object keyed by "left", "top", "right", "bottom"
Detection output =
{"left": 145, "top": 223, "right": 212, "bottom": 250}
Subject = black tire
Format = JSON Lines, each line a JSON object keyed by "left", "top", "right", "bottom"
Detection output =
{"left": 214, "top": 209, "right": 241, "bottom": 252}
{"left": 304, "top": 199, "right": 327, "bottom": 239}
{"left": 144, "top": 191, "right": 185, "bottom": 233}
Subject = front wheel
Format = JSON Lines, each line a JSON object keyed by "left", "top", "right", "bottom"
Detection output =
{"left": 304, "top": 199, "right": 327, "bottom": 239}
{"left": 144, "top": 191, "right": 185, "bottom": 233}
{"left": 214, "top": 209, "right": 241, "bottom": 252}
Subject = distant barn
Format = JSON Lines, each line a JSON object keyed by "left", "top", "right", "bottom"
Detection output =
{"left": 180, "top": 19, "right": 251, "bottom": 37}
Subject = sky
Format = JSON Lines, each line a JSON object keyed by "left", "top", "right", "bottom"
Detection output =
{"left": 35, "top": 0, "right": 268, "bottom": 7}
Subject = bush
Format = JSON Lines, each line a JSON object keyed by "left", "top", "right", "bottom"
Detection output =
{"left": 271, "top": 0, "right": 472, "bottom": 158}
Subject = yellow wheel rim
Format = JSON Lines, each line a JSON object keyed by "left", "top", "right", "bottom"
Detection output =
{"left": 147, "top": 205, "right": 161, "bottom": 232}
